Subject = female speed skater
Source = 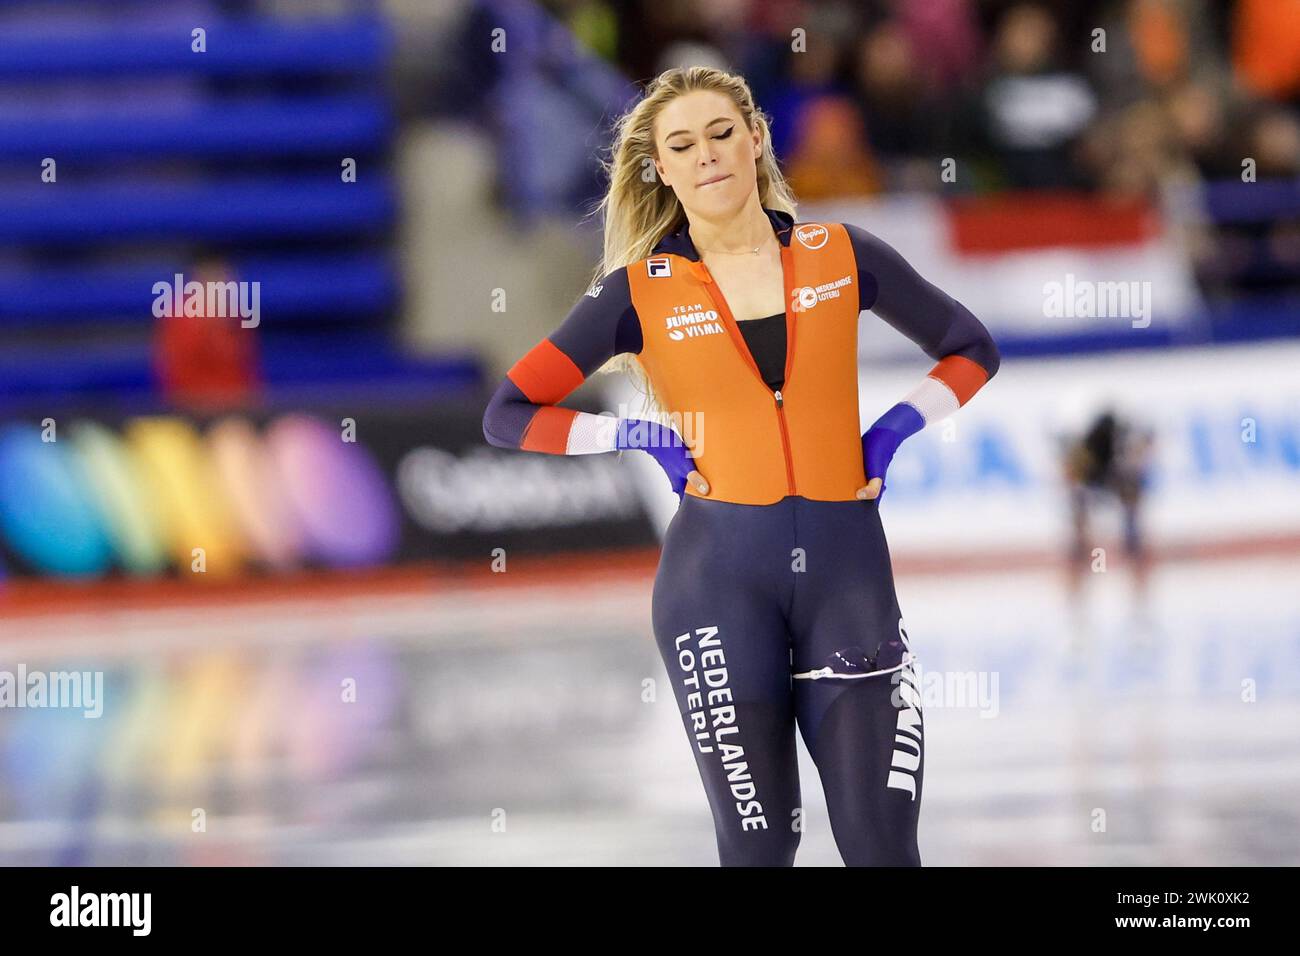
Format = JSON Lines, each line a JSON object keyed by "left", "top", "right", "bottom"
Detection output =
{"left": 482, "top": 67, "right": 1000, "bottom": 866}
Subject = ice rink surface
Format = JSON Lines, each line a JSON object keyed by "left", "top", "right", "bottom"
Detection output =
{"left": 1, "top": 546, "right": 1296, "bottom": 866}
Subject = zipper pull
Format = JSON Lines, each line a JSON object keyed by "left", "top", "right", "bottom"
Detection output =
{"left": 774, "top": 389, "right": 784, "bottom": 408}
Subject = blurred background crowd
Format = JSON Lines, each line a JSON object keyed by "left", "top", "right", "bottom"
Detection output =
{"left": 489, "top": 0, "right": 1300, "bottom": 301}
{"left": 547, "top": 0, "right": 1299, "bottom": 189}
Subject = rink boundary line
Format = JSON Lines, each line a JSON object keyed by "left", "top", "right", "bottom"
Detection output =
{"left": 2, "top": 530, "right": 1299, "bottom": 622}
{"left": 0, "top": 548, "right": 661, "bottom": 620}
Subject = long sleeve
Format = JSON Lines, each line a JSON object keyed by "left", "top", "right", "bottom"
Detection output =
{"left": 481, "top": 267, "right": 643, "bottom": 454}
{"left": 847, "top": 223, "right": 1000, "bottom": 425}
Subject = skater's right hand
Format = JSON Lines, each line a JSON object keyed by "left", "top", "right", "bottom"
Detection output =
{"left": 614, "top": 418, "right": 709, "bottom": 499}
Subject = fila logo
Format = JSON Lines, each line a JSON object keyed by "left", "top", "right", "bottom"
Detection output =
{"left": 585, "top": 282, "right": 603, "bottom": 298}
{"left": 647, "top": 257, "right": 672, "bottom": 278}
{"left": 794, "top": 223, "right": 828, "bottom": 250}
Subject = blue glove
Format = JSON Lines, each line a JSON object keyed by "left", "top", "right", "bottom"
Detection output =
{"left": 615, "top": 418, "right": 698, "bottom": 500}
{"left": 860, "top": 402, "right": 925, "bottom": 500}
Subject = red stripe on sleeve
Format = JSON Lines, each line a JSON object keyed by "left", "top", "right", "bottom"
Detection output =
{"left": 507, "top": 338, "right": 585, "bottom": 404}
{"left": 928, "top": 354, "right": 989, "bottom": 406}
{"left": 520, "top": 405, "right": 578, "bottom": 454}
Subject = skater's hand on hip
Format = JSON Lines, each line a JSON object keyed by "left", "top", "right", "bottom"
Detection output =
{"left": 857, "top": 475, "right": 885, "bottom": 500}
{"left": 857, "top": 403, "right": 925, "bottom": 501}
{"left": 857, "top": 427, "right": 900, "bottom": 500}
{"left": 615, "top": 418, "right": 710, "bottom": 499}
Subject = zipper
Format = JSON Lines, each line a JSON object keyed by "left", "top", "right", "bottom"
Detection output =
{"left": 695, "top": 244, "right": 798, "bottom": 496}
{"left": 771, "top": 388, "right": 796, "bottom": 494}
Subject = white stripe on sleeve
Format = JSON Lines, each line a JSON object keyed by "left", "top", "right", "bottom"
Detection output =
{"left": 564, "top": 411, "right": 620, "bottom": 454}
{"left": 901, "top": 375, "right": 959, "bottom": 425}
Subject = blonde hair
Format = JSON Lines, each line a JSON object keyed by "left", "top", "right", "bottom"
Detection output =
{"left": 582, "top": 66, "right": 798, "bottom": 422}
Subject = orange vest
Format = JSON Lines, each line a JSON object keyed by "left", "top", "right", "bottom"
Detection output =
{"left": 627, "top": 221, "right": 865, "bottom": 505}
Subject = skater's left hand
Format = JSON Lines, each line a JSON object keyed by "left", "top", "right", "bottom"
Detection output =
{"left": 857, "top": 426, "right": 903, "bottom": 500}
{"left": 857, "top": 403, "right": 924, "bottom": 501}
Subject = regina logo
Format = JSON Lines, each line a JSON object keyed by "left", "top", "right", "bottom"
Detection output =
{"left": 794, "top": 223, "right": 828, "bottom": 250}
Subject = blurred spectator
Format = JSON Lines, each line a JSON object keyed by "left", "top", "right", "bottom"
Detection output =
{"left": 851, "top": 23, "right": 935, "bottom": 161}
{"left": 1079, "top": 99, "right": 1176, "bottom": 198}
{"left": 615, "top": 0, "right": 720, "bottom": 84}
{"left": 1129, "top": 0, "right": 1191, "bottom": 89}
{"left": 784, "top": 95, "right": 882, "bottom": 198}
{"left": 656, "top": 39, "right": 731, "bottom": 74}
{"left": 541, "top": 0, "right": 619, "bottom": 64}
{"left": 758, "top": 9, "right": 854, "bottom": 161}
{"left": 153, "top": 259, "right": 263, "bottom": 411}
{"left": 1233, "top": 0, "right": 1300, "bottom": 102}
{"left": 1250, "top": 108, "right": 1300, "bottom": 177}
{"left": 976, "top": 3, "right": 1097, "bottom": 189}
{"left": 893, "top": 0, "right": 981, "bottom": 92}
{"left": 1164, "top": 79, "right": 1239, "bottom": 180}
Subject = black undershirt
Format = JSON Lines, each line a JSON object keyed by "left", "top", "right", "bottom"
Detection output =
{"left": 736, "top": 312, "right": 786, "bottom": 391}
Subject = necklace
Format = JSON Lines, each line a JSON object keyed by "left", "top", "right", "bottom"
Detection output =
{"left": 695, "top": 232, "right": 775, "bottom": 256}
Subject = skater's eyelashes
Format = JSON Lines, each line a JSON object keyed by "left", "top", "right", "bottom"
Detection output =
{"left": 668, "top": 127, "right": 735, "bottom": 152}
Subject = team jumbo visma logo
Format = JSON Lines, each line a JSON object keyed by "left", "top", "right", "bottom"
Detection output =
{"left": 664, "top": 307, "right": 723, "bottom": 341}
{"left": 794, "top": 223, "right": 829, "bottom": 250}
